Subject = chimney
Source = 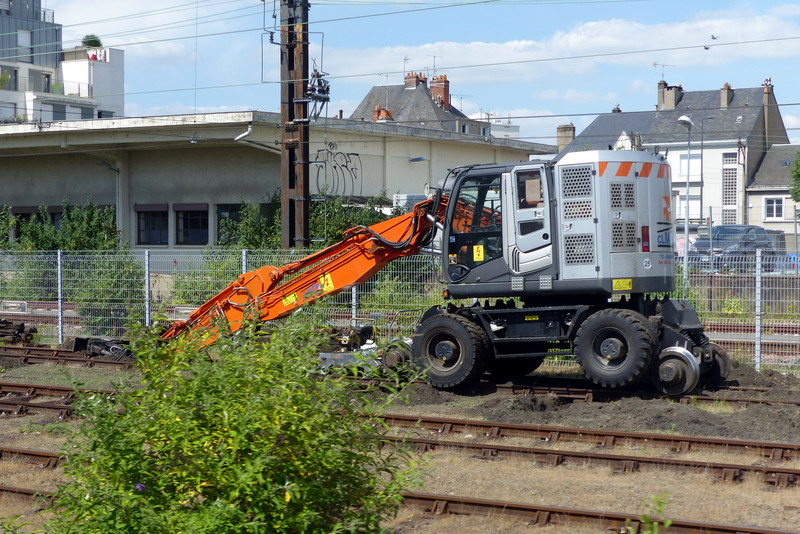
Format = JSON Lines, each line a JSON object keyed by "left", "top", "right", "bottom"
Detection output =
{"left": 430, "top": 75, "right": 451, "bottom": 111}
{"left": 657, "top": 80, "right": 683, "bottom": 111}
{"left": 404, "top": 72, "right": 427, "bottom": 89}
{"left": 372, "top": 106, "right": 393, "bottom": 122}
{"left": 720, "top": 82, "right": 733, "bottom": 108}
{"left": 557, "top": 123, "right": 576, "bottom": 152}
{"left": 611, "top": 103, "right": 621, "bottom": 113}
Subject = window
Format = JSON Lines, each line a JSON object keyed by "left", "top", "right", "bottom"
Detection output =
{"left": 175, "top": 204, "right": 209, "bottom": 245}
{"left": 80, "top": 107, "right": 93, "bottom": 119}
{"left": 764, "top": 197, "right": 785, "bottom": 221}
{"left": 517, "top": 170, "right": 542, "bottom": 209}
{"left": 0, "top": 102, "right": 15, "bottom": 121}
{"left": 447, "top": 174, "right": 503, "bottom": 270}
{"left": 136, "top": 205, "right": 169, "bottom": 245}
{"left": 0, "top": 66, "right": 16, "bottom": 91}
{"left": 217, "top": 204, "right": 242, "bottom": 245}
{"left": 17, "top": 30, "right": 32, "bottom": 63}
{"left": 51, "top": 104, "right": 65, "bottom": 121}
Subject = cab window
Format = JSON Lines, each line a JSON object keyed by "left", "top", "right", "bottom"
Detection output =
{"left": 517, "top": 169, "right": 542, "bottom": 209}
{"left": 447, "top": 174, "right": 503, "bottom": 269}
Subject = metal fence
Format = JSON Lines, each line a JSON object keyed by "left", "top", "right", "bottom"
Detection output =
{"left": 1, "top": 249, "right": 798, "bottom": 374}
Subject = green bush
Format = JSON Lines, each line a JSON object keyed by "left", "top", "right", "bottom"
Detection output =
{"left": 48, "top": 318, "right": 419, "bottom": 533}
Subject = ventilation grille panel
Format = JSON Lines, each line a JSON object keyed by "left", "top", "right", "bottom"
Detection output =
{"left": 612, "top": 221, "right": 637, "bottom": 251}
{"left": 563, "top": 200, "right": 594, "bottom": 219}
{"left": 561, "top": 165, "right": 593, "bottom": 198}
{"left": 610, "top": 182, "right": 636, "bottom": 209}
{"left": 564, "top": 234, "right": 595, "bottom": 264}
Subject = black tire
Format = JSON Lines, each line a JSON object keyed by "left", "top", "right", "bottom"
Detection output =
{"left": 701, "top": 342, "right": 731, "bottom": 389}
{"left": 573, "top": 309, "right": 655, "bottom": 388}
{"left": 412, "top": 313, "right": 489, "bottom": 388}
{"left": 486, "top": 357, "right": 545, "bottom": 380}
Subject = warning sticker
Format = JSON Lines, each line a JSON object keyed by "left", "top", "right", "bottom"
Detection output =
{"left": 282, "top": 293, "right": 298, "bottom": 307}
{"left": 612, "top": 278, "right": 633, "bottom": 291}
{"left": 473, "top": 245, "right": 485, "bottom": 262}
{"left": 320, "top": 273, "right": 335, "bottom": 293}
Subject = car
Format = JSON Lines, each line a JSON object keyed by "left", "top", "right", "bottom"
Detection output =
{"left": 687, "top": 225, "right": 780, "bottom": 273}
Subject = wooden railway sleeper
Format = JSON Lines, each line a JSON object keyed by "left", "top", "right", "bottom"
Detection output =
{"left": 432, "top": 500, "right": 448, "bottom": 515}
{"left": 479, "top": 448, "right": 498, "bottom": 458}
{"left": 721, "top": 468, "right": 743, "bottom": 483}
{"left": 764, "top": 472, "right": 795, "bottom": 488}
{"left": 769, "top": 448, "right": 792, "bottom": 461}
{"left": 619, "top": 460, "right": 639, "bottom": 473}
{"left": 544, "top": 453, "right": 563, "bottom": 466}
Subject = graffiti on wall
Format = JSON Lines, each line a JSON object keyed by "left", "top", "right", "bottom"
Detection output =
{"left": 312, "top": 143, "right": 363, "bottom": 197}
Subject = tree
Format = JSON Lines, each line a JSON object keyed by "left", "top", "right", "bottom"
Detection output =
{"left": 791, "top": 152, "right": 800, "bottom": 205}
{"left": 81, "top": 34, "right": 103, "bottom": 48}
{"left": 48, "top": 319, "right": 419, "bottom": 533}
{"left": 13, "top": 202, "right": 119, "bottom": 251}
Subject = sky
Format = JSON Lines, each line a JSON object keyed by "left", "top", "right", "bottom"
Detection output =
{"left": 43, "top": 0, "right": 800, "bottom": 146}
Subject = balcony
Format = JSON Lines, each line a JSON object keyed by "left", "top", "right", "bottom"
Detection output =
{"left": 2, "top": 76, "right": 93, "bottom": 98}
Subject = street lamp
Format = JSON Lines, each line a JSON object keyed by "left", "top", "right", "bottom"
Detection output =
{"left": 699, "top": 116, "right": 714, "bottom": 220}
{"left": 678, "top": 114, "right": 694, "bottom": 282}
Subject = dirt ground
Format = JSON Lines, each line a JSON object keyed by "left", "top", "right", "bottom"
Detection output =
{"left": 397, "top": 364, "right": 800, "bottom": 444}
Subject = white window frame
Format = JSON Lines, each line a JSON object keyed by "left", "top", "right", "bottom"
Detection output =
{"left": 763, "top": 196, "right": 791, "bottom": 221}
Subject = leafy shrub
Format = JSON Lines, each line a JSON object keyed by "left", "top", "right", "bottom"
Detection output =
{"left": 48, "top": 318, "right": 419, "bottom": 533}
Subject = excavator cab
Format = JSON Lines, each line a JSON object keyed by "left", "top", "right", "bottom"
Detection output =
{"left": 442, "top": 163, "right": 554, "bottom": 299}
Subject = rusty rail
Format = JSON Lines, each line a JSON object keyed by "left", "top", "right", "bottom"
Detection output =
{"left": 381, "top": 413, "right": 800, "bottom": 461}
{"left": 0, "top": 446, "right": 62, "bottom": 467}
{"left": 402, "top": 492, "right": 799, "bottom": 534}
{"left": 390, "top": 436, "right": 800, "bottom": 487}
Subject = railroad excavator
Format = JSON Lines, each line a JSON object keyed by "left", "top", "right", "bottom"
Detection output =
{"left": 148, "top": 149, "right": 728, "bottom": 395}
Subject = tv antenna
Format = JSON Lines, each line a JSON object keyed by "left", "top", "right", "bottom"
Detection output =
{"left": 652, "top": 62, "right": 675, "bottom": 80}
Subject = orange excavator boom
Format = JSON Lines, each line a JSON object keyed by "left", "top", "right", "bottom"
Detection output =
{"left": 160, "top": 197, "right": 442, "bottom": 342}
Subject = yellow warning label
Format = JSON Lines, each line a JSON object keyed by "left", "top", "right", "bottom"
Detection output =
{"left": 613, "top": 278, "right": 633, "bottom": 291}
{"left": 524, "top": 315, "right": 540, "bottom": 321}
{"left": 473, "top": 245, "right": 485, "bottom": 262}
{"left": 320, "top": 273, "right": 335, "bottom": 293}
{"left": 282, "top": 293, "right": 298, "bottom": 307}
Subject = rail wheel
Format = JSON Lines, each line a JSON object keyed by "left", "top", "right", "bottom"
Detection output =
{"left": 412, "top": 313, "right": 488, "bottom": 389}
{"left": 652, "top": 347, "right": 700, "bottom": 395}
{"left": 573, "top": 309, "right": 655, "bottom": 388}
{"left": 700, "top": 342, "right": 731, "bottom": 389}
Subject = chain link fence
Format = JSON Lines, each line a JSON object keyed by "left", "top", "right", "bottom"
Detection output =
{"left": 1, "top": 249, "right": 798, "bottom": 374}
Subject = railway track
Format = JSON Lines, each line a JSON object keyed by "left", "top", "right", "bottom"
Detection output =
{"left": 381, "top": 413, "right": 800, "bottom": 461}
{"left": 0, "top": 381, "right": 113, "bottom": 418}
{"left": 0, "top": 483, "right": 791, "bottom": 533}
{"left": 0, "top": 346, "right": 133, "bottom": 369}
{"left": 401, "top": 492, "right": 800, "bottom": 534}
{"left": 388, "top": 436, "right": 800, "bottom": 487}
{"left": 495, "top": 382, "right": 800, "bottom": 407}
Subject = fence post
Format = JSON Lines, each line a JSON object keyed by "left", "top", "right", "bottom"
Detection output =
{"left": 755, "top": 248, "right": 762, "bottom": 372}
{"left": 57, "top": 249, "right": 63, "bottom": 344}
{"left": 242, "top": 249, "right": 248, "bottom": 274}
{"left": 351, "top": 286, "right": 357, "bottom": 319}
{"left": 144, "top": 250, "right": 151, "bottom": 327}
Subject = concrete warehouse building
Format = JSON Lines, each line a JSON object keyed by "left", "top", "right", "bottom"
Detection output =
{"left": 0, "top": 111, "right": 554, "bottom": 249}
